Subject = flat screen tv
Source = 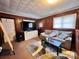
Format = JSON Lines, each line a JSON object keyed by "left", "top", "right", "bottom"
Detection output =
{"left": 22, "top": 21, "right": 36, "bottom": 31}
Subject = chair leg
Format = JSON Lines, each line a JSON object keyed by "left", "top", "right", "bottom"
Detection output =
{"left": 12, "top": 51, "right": 15, "bottom": 55}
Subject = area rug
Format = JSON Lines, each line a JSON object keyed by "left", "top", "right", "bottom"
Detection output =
{"left": 53, "top": 56, "right": 68, "bottom": 59}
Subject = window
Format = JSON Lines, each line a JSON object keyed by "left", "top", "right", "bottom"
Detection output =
{"left": 53, "top": 14, "right": 76, "bottom": 29}
{"left": 29, "top": 23, "right": 33, "bottom": 28}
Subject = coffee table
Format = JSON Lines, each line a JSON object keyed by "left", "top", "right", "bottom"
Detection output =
{"left": 46, "top": 38, "right": 62, "bottom": 56}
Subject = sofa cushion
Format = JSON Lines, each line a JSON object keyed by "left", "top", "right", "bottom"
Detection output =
{"left": 58, "top": 33, "right": 69, "bottom": 39}
{"left": 57, "top": 31, "right": 72, "bottom": 40}
{"left": 50, "top": 30, "right": 59, "bottom": 37}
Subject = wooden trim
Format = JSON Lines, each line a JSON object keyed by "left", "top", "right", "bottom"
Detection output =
{"left": 75, "top": 30, "right": 79, "bottom": 59}
{"left": 0, "top": 12, "right": 37, "bottom": 20}
{"left": 76, "top": 11, "right": 79, "bottom": 29}
{"left": 39, "top": 8, "right": 79, "bottom": 20}
{"left": 0, "top": 12, "right": 37, "bottom": 33}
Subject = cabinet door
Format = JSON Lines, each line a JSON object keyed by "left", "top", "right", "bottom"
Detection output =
{"left": 76, "top": 30, "right": 79, "bottom": 59}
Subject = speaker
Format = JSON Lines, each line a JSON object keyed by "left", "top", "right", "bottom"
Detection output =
{"left": 16, "top": 32, "right": 24, "bottom": 42}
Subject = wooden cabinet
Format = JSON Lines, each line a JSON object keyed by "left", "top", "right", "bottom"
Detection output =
{"left": 24, "top": 30, "right": 38, "bottom": 40}
{"left": 76, "top": 30, "right": 79, "bottom": 59}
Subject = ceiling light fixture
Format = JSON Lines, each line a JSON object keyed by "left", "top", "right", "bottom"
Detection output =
{"left": 48, "top": 0, "right": 58, "bottom": 4}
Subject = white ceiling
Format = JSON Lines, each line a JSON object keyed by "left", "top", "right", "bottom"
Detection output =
{"left": 0, "top": 0, "right": 79, "bottom": 19}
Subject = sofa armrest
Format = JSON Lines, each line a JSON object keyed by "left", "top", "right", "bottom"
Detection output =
{"left": 61, "top": 40, "right": 71, "bottom": 50}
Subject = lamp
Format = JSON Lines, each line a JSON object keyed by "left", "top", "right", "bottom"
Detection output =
{"left": 48, "top": 0, "right": 58, "bottom": 4}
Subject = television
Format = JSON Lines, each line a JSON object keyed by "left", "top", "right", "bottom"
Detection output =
{"left": 22, "top": 21, "right": 36, "bottom": 31}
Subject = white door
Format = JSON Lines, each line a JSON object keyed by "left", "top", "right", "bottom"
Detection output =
{"left": 1, "top": 18, "right": 15, "bottom": 42}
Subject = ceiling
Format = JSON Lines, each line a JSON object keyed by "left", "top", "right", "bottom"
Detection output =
{"left": 0, "top": 0, "right": 79, "bottom": 19}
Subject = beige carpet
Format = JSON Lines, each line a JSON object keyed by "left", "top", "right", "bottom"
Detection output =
{"left": 37, "top": 53, "right": 55, "bottom": 59}
{"left": 26, "top": 37, "right": 75, "bottom": 59}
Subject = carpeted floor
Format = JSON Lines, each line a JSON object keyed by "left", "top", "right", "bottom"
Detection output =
{"left": 26, "top": 37, "right": 75, "bottom": 59}
{"left": 0, "top": 37, "right": 75, "bottom": 59}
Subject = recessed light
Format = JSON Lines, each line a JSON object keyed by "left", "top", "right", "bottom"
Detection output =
{"left": 48, "top": 0, "right": 58, "bottom": 4}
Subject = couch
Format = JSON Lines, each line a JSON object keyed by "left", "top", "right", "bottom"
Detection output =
{"left": 41, "top": 30, "right": 72, "bottom": 50}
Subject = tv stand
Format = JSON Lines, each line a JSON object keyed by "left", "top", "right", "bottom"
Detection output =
{"left": 24, "top": 30, "right": 38, "bottom": 40}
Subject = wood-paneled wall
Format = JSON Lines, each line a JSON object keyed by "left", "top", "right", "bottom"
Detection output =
{"left": 36, "top": 16, "right": 53, "bottom": 31}
{"left": 36, "top": 8, "right": 79, "bottom": 31}
{"left": 76, "top": 30, "right": 79, "bottom": 59}
{"left": 76, "top": 11, "right": 79, "bottom": 29}
{"left": 0, "top": 13, "right": 22, "bottom": 33}
{"left": 0, "top": 12, "right": 36, "bottom": 33}
{"left": 14, "top": 18, "right": 23, "bottom": 32}
{"left": 0, "top": 27, "right": 4, "bottom": 46}
{"left": 36, "top": 16, "right": 53, "bottom": 35}
{"left": 0, "top": 12, "right": 37, "bottom": 43}
{"left": 36, "top": 8, "right": 79, "bottom": 59}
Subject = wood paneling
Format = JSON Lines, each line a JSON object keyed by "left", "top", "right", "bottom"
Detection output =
{"left": 0, "top": 12, "right": 37, "bottom": 20}
{"left": 76, "top": 30, "right": 79, "bottom": 59}
{"left": 0, "top": 27, "right": 4, "bottom": 46}
{"left": 37, "top": 8, "right": 79, "bottom": 30}
{"left": 0, "top": 12, "right": 37, "bottom": 42}
{"left": 36, "top": 20, "right": 46, "bottom": 35}
{"left": 36, "top": 8, "right": 79, "bottom": 32}
{"left": 36, "top": 8, "right": 79, "bottom": 52}
{"left": 45, "top": 17, "right": 53, "bottom": 30}
{"left": 36, "top": 16, "right": 53, "bottom": 35}
{"left": 14, "top": 18, "right": 23, "bottom": 32}
{"left": 36, "top": 16, "right": 53, "bottom": 31}
{"left": 0, "top": 13, "right": 23, "bottom": 33}
{"left": 45, "top": 8, "right": 79, "bottom": 18}
{"left": 0, "top": 12, "right": 37, "bottom": 33}
{"left": 76, "top": 10, "right": 79, "bottom": 29}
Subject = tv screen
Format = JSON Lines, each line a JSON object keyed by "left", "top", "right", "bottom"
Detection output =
{"left": 22, "top": 21, "right": 36, "bottom": 31}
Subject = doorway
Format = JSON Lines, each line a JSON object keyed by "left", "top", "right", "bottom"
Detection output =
{"left": 1, "top": 18, "right": 15, "bottom": 42}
